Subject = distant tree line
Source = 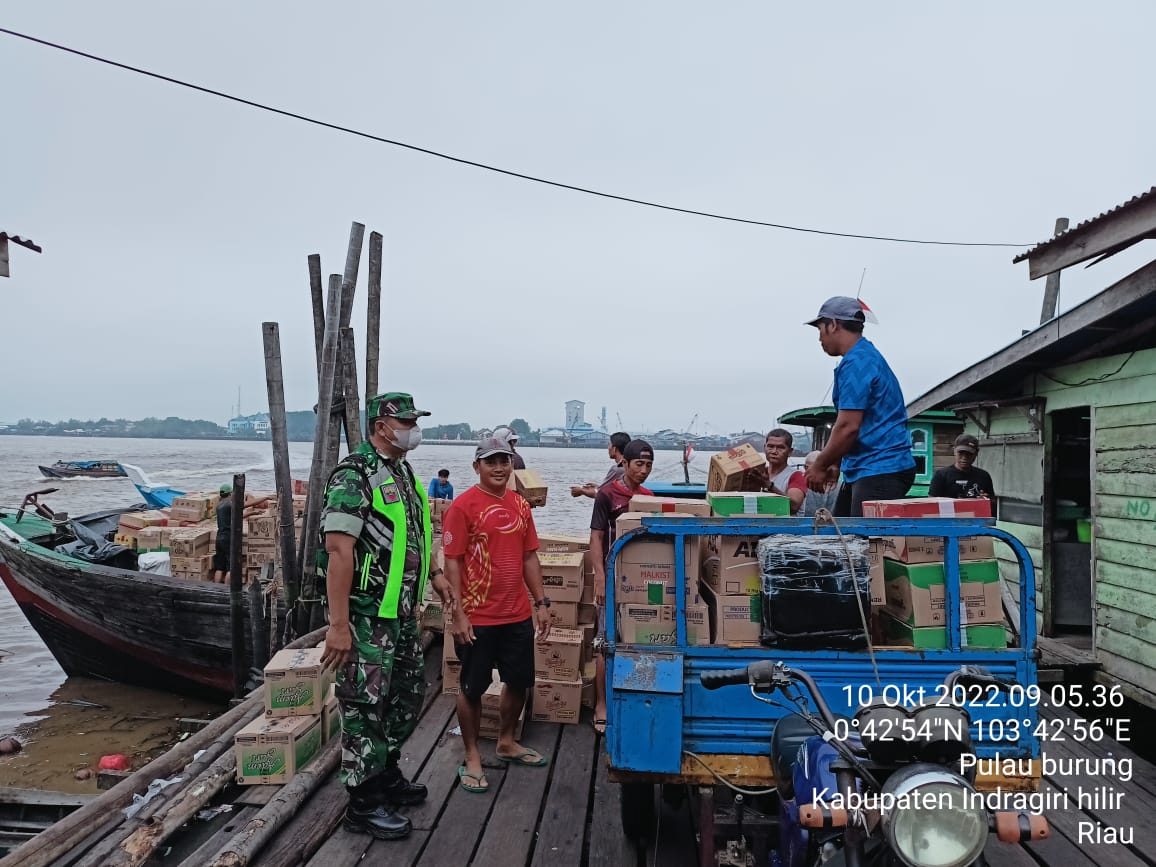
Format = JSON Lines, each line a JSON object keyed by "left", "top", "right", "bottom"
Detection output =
{"left": 3, "top": 415, "right": 541, "bottom": 443}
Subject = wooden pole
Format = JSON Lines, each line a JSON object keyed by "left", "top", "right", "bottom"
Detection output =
{"left": 0, "top": 629, "right": 327, "bottom": 867}
{"left": 228, "top": 473, "right": 247, "bottom": 699}
{"left": 247, "top": 572, "right": 269, "bottom": 671}
{"left": 297, "top": 274, "right": 343, "bottom": 634}
{"left": 262, "top": 322, "right": 300, "bottom": 614}
{"left": 339, "top": 327, "right": 363, "bottom": 451}
{"left": 332, "top": 223, "right": 364, "bottom": 460}
{"left": 1039, "top": 217, "right": 1070, "bottom": 324}
{"left": 308, "top": 254, "right": 324, "bottom": 380}
{"left": 365, "top": 231, "right": 382, "bottom": 406}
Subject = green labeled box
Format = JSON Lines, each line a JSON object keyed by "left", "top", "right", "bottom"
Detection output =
{"left": 707, "top": 492, "right": 790, "bottom": 517}
{"left": 235, "top": 714, "right": 323, "bottom": 785}
{"left": 264, "top": 647, "right": 334, "bottom": 717}
{"left": 882, "top": 613, "right": 1007, "bottom": 650}
{"left": 882, "top": 558, "right": 1003, "bottom": 628}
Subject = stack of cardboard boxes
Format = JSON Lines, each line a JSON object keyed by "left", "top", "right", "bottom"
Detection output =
{"left": 234, "top": 645, "right": 338, "bottom": 786}
{"left": 539, "top": 534, "right": 598, "bottom": 711}
{"left": 863, "top": 497, "right": 1005, "bottom": 649}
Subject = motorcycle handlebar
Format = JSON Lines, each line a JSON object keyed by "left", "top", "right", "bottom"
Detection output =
{"left": 700, "top": 667, "right": 751, "bottom": 690}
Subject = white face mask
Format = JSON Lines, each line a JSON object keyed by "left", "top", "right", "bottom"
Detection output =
{"left": 386, "top": 424, "right": 422, "bottom": 452}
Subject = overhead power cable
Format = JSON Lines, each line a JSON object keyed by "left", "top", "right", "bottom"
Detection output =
{"left": 1, "top": 26, "right": 1033, "bottom": 248}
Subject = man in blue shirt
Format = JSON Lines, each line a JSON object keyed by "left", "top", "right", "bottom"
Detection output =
{"left": 428, "top": 469, "right": 454, "bottom": 500}
{"left": 804, "top": 296, "right": 915, "bottom": 516}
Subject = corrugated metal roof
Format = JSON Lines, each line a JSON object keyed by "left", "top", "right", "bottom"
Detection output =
{"left": 0, "top": 233, "right": 42, "bottom": 253}
{"left": 1012, "top": 186, "right": 1156, "bottom": 263}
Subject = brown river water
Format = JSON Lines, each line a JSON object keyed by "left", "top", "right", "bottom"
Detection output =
{"left": 0, "top": 435, "right": 707, "bottom": 791}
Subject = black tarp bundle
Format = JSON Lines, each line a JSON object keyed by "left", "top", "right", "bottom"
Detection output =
{"left": 757, "top": 535, "right": 871, "bottom": 649}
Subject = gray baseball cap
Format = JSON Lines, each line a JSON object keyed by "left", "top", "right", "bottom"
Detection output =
{"left": 806, "top": 296, "right": 874, "bottom": 326}
{"left": 475, "top": 436, "right": 514, "bottom": 460}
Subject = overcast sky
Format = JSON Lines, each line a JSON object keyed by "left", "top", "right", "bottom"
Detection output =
{"left": 4, "top": 2, "right": 1154, "bottom": 435}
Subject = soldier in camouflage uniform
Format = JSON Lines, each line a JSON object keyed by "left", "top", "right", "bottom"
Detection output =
{"left": 318, "top": 392, "right": 455, "bottom": 840}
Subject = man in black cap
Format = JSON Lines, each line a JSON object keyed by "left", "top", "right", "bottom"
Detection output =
{"left": 803, "top": 296, "right": 916, "bottom": 516}
{"left": 930, "top": 434, "right": 995, "bottom": 500}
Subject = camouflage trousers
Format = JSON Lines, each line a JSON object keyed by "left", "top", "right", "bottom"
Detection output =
{"left": 336, "top": 611, "right": 424, "bottom": 789}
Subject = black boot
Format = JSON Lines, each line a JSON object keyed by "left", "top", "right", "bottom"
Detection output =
{"left": 378, "top": 765, "right": 428, "bottom": 806}
{"left": 343, "top": 781, "right": 412, "bottom": 840}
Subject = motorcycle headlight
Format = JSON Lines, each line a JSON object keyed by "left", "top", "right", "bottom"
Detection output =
{"left": 881, "top": 764, "right": 987, "bottom": 867}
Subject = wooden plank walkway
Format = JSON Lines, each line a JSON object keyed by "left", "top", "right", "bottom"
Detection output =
{"left": 33, "top": 640, "right": 1156, "bottom": 867}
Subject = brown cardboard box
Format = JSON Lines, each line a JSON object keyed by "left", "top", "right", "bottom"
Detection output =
{"left": 616, "top": 603, "right": 710, "bottom": 646}
{"left": 118, "top": 510, "right": 168, "bottom": 530}
{"left": 703, "top": 536, "right": 763, "bottom": 596}
{"left": 539, "top": 552, "right": 585, "bottom": 603}
{"left": 136, "top": 526, "right": 164, "bottom": 552}
{"left": 882, "top": 559, "right": 1003, "bottom": 627}
{"left": 443, "top": 627, "right": 458, "bottom": 662}
{"left": 707, "top": 444, "right": 766, "bottom": 493}
{"left": 880, "top": 535, "right": 996, "bottom": 564}
{"left": 703, "top": 587, "right": 762, "bottom": 645}
{"left": 170, "top": 554, "right": 214, "bottom": 580}
{"left": 264, "top": 647, "right": 334, "bottom": 717}
{"left": 578, "top": 603, "right": 598, "bottom": 626}
{"left": 546, "top": 601, "right": 579, "bottom": 629}
{"left": 614, "top": 536, "right": 701, "bottom": 606}
{"left": 170, "top": 528, "right": 211, "bottom": 559}
{"left": 247, "top": 515, "right": 276, "bottom": 540}
{"left": 628, "top": 495, "right": 712, "bottom": 517}
{"left": 531, "top": 677, "right": 582, "bottom": 725}
{"left": 867, "top": 538, "right": 885, "bottom": 607}
{"left": 534, "top": 628, "right": 584, "bottom": 680}
{"left": 442, "top": 657, "right": 462, "bottom": 695}
{"left": 538, "top": 534, "right": 590, "bottom": 554}
{"left": 479, "top": 674, "right": 526, "bottom": 739}
{"left": 114, "top": 530, "right": 138, "bottom": 548}
{"left": 235, "top": 714, "right": 322, "bottom": 786}
{"left": 514, "top": 469, "right": 548, "bottom": 507}
{"left": 172, "top": 495, "right": 216, "bottom": 522}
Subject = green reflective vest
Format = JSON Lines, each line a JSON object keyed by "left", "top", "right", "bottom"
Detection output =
{"left": 363, "top": 468, "right": 432, "bottom": 619}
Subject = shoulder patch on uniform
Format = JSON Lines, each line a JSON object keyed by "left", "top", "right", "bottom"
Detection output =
{"left": 379, "top": 483, "right": 400, "bottom": 504}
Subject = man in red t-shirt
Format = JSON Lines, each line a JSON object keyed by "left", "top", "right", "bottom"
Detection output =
{"left": 443, "top": 436, "right": 552, "bottom": 793}
{"left": 588, "top": 439, "right": 655, "bottom": 734}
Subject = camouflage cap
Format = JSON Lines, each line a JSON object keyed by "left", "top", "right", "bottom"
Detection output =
{"left": 366, "top": 392, "right": 431, "bottom": 420}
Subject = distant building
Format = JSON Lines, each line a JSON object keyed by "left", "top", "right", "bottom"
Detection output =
{"left": 228, "top": 412, "right": 271, "bottom": 436}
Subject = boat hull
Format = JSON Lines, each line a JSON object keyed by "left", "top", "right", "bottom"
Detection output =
{"left": 0, "top": 535, "right": 251, "bottom": 700}
{"left": 37, "top": 465, "right": 127, "bottom": 479}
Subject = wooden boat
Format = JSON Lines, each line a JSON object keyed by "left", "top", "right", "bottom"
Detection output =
{"left": 0, "top": 502, "right": 262, "bottom": 700}
{"left": 37, "top": 461, "right": 127, "bottom": 479}
{"left": 0, "top": 788, "right": 95, "bottom": 857}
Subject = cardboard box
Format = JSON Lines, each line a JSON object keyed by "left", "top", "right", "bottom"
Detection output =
{"left": 628, "top": 495, "right": 711, "bottom": 517}
{"left": 292, "top": 478, "right": 309, "bottom": 496}
{"left": 861, "top": 497, "right": 993, "bottom": 520}
{"left": 882, "top": 558, "right": 1003, "bottom": 627}
{"left": 514, "top": 469, "right": 548, "bottom": 507}
{"left": 264, "top": 647, "right": 334, "bottom": 717}
{"left": 539, "top": 552, "right": 586, "bottom": 603}
{"left": 880, "top": 535, "right": 996, "bottom": 564}
{"left": 172, "top": 495, "right": 216, "bottom": 522}
{"left": 531, "top": 677, "right": 583, "bottom": 724}
{"left": 616, "top": 603, "right": 709, "bottom": 646}
{"left": 114, "top": 530, "right": 138, "bottom": 548}
{"left": 534, "top": 628, "right": 584, "bottom": 680}
{"left": 443, "top": 627, "right": 458, "bottom": 662}
{"left": 235, "top": 714, "right": 323, "bottom": 785}
{"left": 882, "top": 613, "right": 1007, "bottom": 650}
{"left": 321, "top": 686, "right": 340, "bottom": 743}
{"left": 707, "top": 444, "right": 766, "bottom": 493}
{"left": 578, "top": 603, "right": 598, "bottom": 626}
{"left": 479, "top": 674, "right": 526, "bottom": 739}
{"left": 867, "top": 538, "right": 885, "bottom": 607}
{"left": 538, "top": 534, "right": 590, "bottom": 554}
{"left": 442, "top": 657, "right": 462, "bottom": 695}
{"left": 136, "top": 526, "right": 164, "bottom": 552}
{"left": 118, "top": 510, "right": 169, "bottom": 530}
{"left": 170, "top": 528, "right": 212, "bottom": 558}
{"left": 703, "top": 536, "right": 763, "bottom": 595}
{"left": 546, "top": 601, "right": 579, "bottom": 629}
{"left": 247, "top": 515, "right": 276, "bottom": 540}
{"left": 703, "top": 587, "right": 762, "bottom": 645}
{"left": 707, "top": 492, "right": 790, "bottom": 517}
{"left": 170, "top": 554, "right": 214, "bottom": 580}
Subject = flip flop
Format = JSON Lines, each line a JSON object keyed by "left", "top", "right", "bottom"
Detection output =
{"left": 495, "top": 748, "right": 549, "bottom": 767}
{"left": 457, "top": 765, "right": 489, "bottom": 793}
{"left": 592, "top": 718, "right": 607, "bottom": 735}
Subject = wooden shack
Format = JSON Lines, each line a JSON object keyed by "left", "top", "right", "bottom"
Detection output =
{"left": 777, "top": 406, "right": 963, "bottom": 496}
{"left": 907, "top": 187, "right": 1156, "bottom": 708}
